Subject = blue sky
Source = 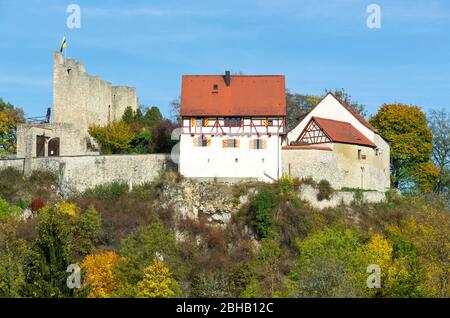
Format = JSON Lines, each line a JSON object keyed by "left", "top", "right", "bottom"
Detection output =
{"left": 0, "top": 0, "right": 449, "bottom": 118}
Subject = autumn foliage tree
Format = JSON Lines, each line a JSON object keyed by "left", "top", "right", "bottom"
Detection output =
{"left": 88, "top": 121, "right": 135, "bottom": 154}
{"left": 137, "top": 258, "right": 179, "bottom": 298}
{"left": 370, "top": 104, "right": 436, "bottom": 191}
{"left": 0, "top": 98, "right": 24, "bottom": 154}
{"left": 81, "top": 251, "right": 121, "bottom": 298}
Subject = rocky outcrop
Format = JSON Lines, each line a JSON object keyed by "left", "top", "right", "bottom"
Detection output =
{"left": 157, "top": 175, "right": 257, "bottom": 226}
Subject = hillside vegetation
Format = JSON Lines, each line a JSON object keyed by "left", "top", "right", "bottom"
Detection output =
{"left": 0, "top": 168, "right": 448, "bottom": 298}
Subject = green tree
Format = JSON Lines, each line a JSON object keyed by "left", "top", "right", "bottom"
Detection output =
{"left": 428, "top": 108, "right": 449, "bottom": 196}
{"left": 73, "top": 206, "right": 102, "bottom": 257}
{"left": 112, "top": 222, "right": 180, "bottom": 297}
{"left": 121, "top": 106, "right": 135, "bottom": 124}
{"left": 143, "top": 106, "right": 163, "bottom": 127}
{"left": 137, "top": 258, "right": 179, "bottom": 298}
{"left": 250, "top": 187, "right": 277, "bottom": 239}
{"left": 23, "top": 208, "right": 74, "bottom": 297}
{"left": 89, "top": 121, "right": 135, "bottom": 154}
{"left": 0, "top": 98, "right": 24, "bottom": 154}
{"left": 288, "top": 228, "right": 365, "bottom": 298}
{"left": 0, "top": 221, "right": 28, "bottom": 297}
{"left": 370, "top": 104, "right": 434, "bottom": 191}
{"left": 248, "top": 238, "right": 284, "bottom": 297}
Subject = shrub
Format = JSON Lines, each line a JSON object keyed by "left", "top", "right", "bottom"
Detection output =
{"left": 30, "top": 198, "right": 45, "bottom": 213}
{"left": 73, "top": 206, "right": 102, "bottom": 257}
{"left": 352, "top": 189, "right": 365, "bottom": 206}
{"left": 23, "top": 208, "right": 74, "bottom": 297}
{"left": 278, "top": 175, "right": 294, "bottom": 196}
{"left": 317, "top": 179, "right": 333, "bottom": 201}
{"left": 81, "top": 182, "right": 129, "bottom": 201}
{"left": 89, "top": 121, "right": 135, "bottom": 154}
{"left": 0, "top": 198, "right": 22, "bottom": 222}
{"left": 0, "top": 167, "right": 23, "bottom": 202}
{"left": 250, "top": 187, "right": 277, "bottom": 239}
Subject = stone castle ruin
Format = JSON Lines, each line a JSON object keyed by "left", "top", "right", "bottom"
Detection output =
{"left": 16, "top": 52, "right": 139, "bottom": 158}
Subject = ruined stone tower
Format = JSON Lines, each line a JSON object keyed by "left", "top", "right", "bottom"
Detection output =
{"left": 16, "top": 52, "right": 140, "bottom": 160}
{"left": 53, "top": 52, "right": 138, "bottom": 147}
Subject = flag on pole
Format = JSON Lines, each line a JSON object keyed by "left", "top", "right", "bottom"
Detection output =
{"left": 60, "top": 35, "right": 67, "bottom": 53}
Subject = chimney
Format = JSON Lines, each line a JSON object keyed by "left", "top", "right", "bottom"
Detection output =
{"left": 224, "top": 70, "right": 231, "bottom": 86}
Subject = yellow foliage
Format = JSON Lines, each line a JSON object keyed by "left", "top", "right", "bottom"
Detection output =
{"left": 363, "top": 234, "right": 393, "bottom": 270}
{"left": 81, "top": 251, "right": 121, "bottom": 298}
{"left": 88, "top": 121, "right": 135, "bottom": 154}
{"left": 137, "top": 259, "right": 177, "bottom": 298}
{"left": 57, "top": 202, "right": 79, "bottom": 217}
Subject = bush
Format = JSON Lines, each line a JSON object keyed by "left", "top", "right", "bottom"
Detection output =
{"left": 73, "top": 206, "right": 102, "bottom": 257}
{"left": 89, "top": 121, "right": 135, "bottom": 154}
{"left": 250, "top": 187, "right": 277, "bottom": 239}
{"left": 317, "top": 179, "right": 333, "bottom": 201}
{"left": 0, "top": 168, "right": 23, "bottom": 202}
{"left": 0, "top": 198, "right": 22, "bottom": 222}
{"left": 81, "top": 182, "right": 129, "bottom": 201}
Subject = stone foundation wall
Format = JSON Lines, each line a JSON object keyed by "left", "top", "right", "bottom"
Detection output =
{"left": 0, "top": 154, "right": 171, "bottom": 192}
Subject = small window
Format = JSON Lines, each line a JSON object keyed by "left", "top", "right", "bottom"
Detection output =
{"left": 268, "top": 120, "right": 273, "bottom": 126}
{"left": 358, "top": 149, "right": 362, "bottom": 160}
{"left": 223, "top": 138, "right": 240, "bottom": 148}
{"left": 194, "top": 136, "right": 210, "bottom": 147}
{"left": 235, "top": 158, "right": 238, "bottom": 163}
{"left": 196, "top": 118, "right": 203, "bottom": 127}
{"left": 225, "top": 117, "right": 241, "bottom": 127}
{"left": 213, "top": 84, "right": 219, "bottom": 90}
{"left": 250, "top": 139, "right": 266, "bottom": 150}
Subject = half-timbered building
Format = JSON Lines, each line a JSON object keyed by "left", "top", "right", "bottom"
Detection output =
{"left": 179, "top": 71, "right": 286, "bottom": 181}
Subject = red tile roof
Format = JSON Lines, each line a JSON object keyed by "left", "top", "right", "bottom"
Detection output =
{"left": 180, "top": 75, "right": 286, "bottom": 116}
{"left": 307, "top": 117, "right": 377, "bottom": 148}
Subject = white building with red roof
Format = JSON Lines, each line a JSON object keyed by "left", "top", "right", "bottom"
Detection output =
{"left": 179, "top": 73, "right": 390, "bottom": 191}
{"left": 179, "top": 71, "right": 286, "bottom": 181}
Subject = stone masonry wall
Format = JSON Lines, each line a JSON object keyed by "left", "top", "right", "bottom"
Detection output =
{"left": 0, "top": 154, "right": 171, "bottom": 193}
{"left": 53, "top": 52, "right": 138, "bottom": 147}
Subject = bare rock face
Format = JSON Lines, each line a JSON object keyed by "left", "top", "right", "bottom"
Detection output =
{"left": 157, "top": 174, "right": 256, "bottom": 226}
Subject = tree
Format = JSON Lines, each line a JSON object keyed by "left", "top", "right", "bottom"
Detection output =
{"left": 89, "top": 121, "right": 135, "bottom": 154}
{"left": 137, "top": 258, "right": 179, "bottom": 298}
{"left": 285, "top": 90, "right": 321, "bottom": 130}
{"left": 0, "top": 221, "right": 28, "bottom": 297}
{"left": 0, "top": 98, "right": 24, "bottom": 154}
{"left": 23, "top": 208, "right": 74, "bottom": 297}
{"left": 73, "top": 206, "right": 102, "bottom": 257}
{"left": 121, "top": 106, "right": 135, "bottom": 124}
{"left": 112, "top": 222, "right": 180, "bottom": 297}
{"left": 428, "top": 109, "right": 450, "bottom": 195}
{"left": 143, "top": 106, "right": 163, "bottom": 127}
{"left": 250, "top": 187, "right": 277, "bottom": 239}
{"left": 81, "top": 251, "right": 121, "bottom": 298}
{"left": 288, "top": 228, "right": 365, "bottom": 298}
{"left": 370, "top": 104, "right": 434, "bottom": 191}
{"left": 169, "top": 98, "right": 181, "bottom": 124}
{"left": 247, "top": 238, "right": 284, "bottom": 297}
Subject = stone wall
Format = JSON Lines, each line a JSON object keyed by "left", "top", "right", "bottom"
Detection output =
{"left": 298, "top": 184, "right": 386, "bottom": 209}
{"left": 0, "top": 154, "right": 171, "bottom": 193}
{"left": 282, "top": 143, "right": 390, "bottom": 192}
